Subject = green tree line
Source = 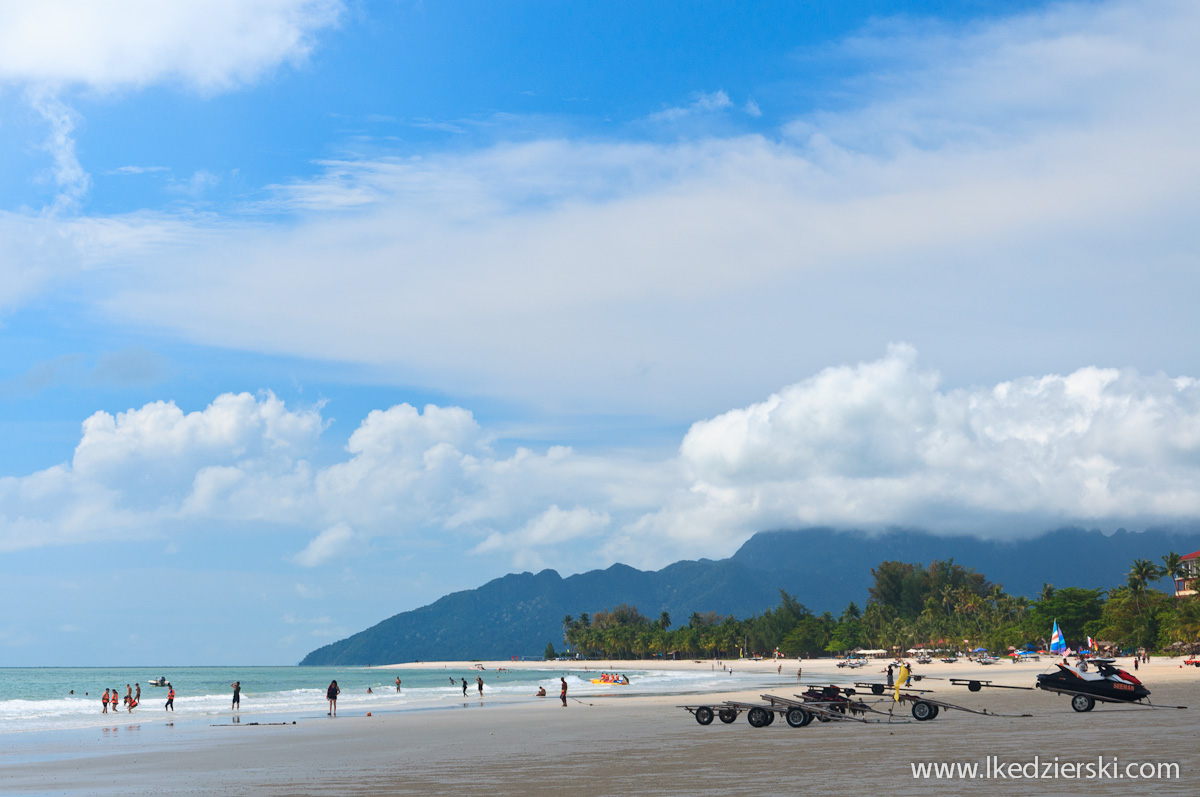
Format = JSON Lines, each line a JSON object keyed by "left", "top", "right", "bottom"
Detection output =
{"left": 557, "top": 554, "right": 1200, "bottom": 659}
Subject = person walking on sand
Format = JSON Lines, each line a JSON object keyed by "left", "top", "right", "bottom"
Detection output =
{"left": 231, "top": 681, "right": 241, "bottom": 711}
{"left": 560, "top": 677, "right": 568, "bottom": 707}
{"left": 165, "top": 684, "right": 175, "bottom": 711}
{"left": 461, "top": 678, "right": 468, "bottom": 696}
{"left": 102, "top": 688, "right": 110, "bottom": 713}
{"left": 327, "top": 680, "right": 341, "bottom": 716}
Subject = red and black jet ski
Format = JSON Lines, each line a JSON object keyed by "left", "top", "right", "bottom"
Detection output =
{"left": 1036, "top": 658, "right": 1149, "bottom": 711}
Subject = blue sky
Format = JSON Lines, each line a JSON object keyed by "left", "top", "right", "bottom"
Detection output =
{"left": 2, "top": 0, "right": 1199, "bottom": 665}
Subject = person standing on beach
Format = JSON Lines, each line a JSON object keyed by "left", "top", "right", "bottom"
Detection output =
{"left": 102, "top": 689, "right": 110, "bottom": 713}
{"left": 461, "top": 678, "right": 468, "bottom": 696}
{"left": 476, "top": 676, "right": 484, "bottom": 696}
{"left": 396, "top": 676, "right": 401, "bottom": 692}
{"left": 165, "top": 684, "right": 175, "bottom": 711}
{"left": 135, "top": 683, "right": 141, "bottom": 705}
{"left": 327, "top": 680, "right": 340, "bottom": 716}
{"left": 560, "top": 677, "right": 568, "bottom": 707}
{"left": 231, "top": 681, "right": 241, "bottom": 711}
{"left": 125, "top": 684, "right": 132, "bottom": 708}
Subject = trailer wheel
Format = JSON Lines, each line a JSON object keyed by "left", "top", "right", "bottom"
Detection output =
{"left": 871, "top": 684, "right": 885, "bottom": 695}
{"left": 785, "top": 707, "right": 811, "bottom": 728}
{"left": 1070, "top": 695, "right": 1095, "bottom": 713}
{"left": 967, "top": 680, "right": 982, "bottom": 692}
{"left": 929, "top": 705, "right": 940, "bottom": 719}
{"left": 763, "top": 709, "right": 775, "bottom": 725}
{"left": 695, "top": 706, "right": 714, "bottom": 725}
{"left": 718, "top": 709, "right": 737, "bottom": 724}
{"left": 747, "top": 707, "right": 769, "bottom": 727}
{"left": 911, "top": 701, "right": 936, "bottom": 721}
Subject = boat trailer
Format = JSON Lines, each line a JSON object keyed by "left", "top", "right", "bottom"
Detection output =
{"left": 949, "top": 678, "right": 1034, "bottom": 692}
{"left": 1034, "top": 682, "right": 1187, "bottom": 712}
{"left": 853, "top": 681, "right": 934, "bottom": 695}
{"left": 895, "top": 692, "right": 1032, "bottom": 720}
{"left": 679, "top": 692, "right": 912, "bottom": 728}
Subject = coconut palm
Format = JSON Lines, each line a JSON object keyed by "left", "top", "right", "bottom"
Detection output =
{"left": 1162, "top": 552, "right": 1185, "bottom": 596}
{"left": 1129, "top": 558, "right": 1164, "bottom": 589}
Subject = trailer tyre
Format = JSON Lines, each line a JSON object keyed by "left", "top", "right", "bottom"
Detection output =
{"left": 763, "top": 709, "right": 775, "bottom": 725}
{"left": 967, "top": 680, "right": 982, "bottom": 692}
{"left": 747, "top": 707, "right": 769, "bottom": 727}
{"left": 911, "top": 700, "right": 936, "bottom": 721}
{"left": 1070, "top": 694, "right": 1095, "bottom": 713}
{"left": 871, "top": 684, "right": 885, "bottom": 695}
{"left": 929, "top": 705, "right": 940, "bottom": 718}
{"left": 785, "top": 707, "right": 811, "bottom": 728}
{"left": 695, "top": 706, "right": 714, "bottom": 725}
{"left": 718, "top": 709, "right": 737, "bottom": 724}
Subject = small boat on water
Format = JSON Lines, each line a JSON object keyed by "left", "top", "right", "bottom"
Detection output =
{"left": 148, "top": 677, "right": 169, "bottom": 687}
{"left": 590, "top": 673, "right": 630, "bottom": 685}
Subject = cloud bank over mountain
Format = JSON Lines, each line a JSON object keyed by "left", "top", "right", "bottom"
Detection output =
{"left": 4, "top": 348, "right": 1199, "bottom": 570}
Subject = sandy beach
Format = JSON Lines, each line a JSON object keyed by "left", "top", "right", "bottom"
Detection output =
{"left": 3, "top": 656, "right": 1197, "bottom": 795}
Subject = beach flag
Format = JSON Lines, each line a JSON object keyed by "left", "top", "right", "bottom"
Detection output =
{"left": 894, "top": 662, "right": 910, "bottom": 702}
{"left": 1087, "top": 635, "right": 1096, "bottom": 651}
{"left": 1049, "top": 619, "right": 1066, "bottom": 654}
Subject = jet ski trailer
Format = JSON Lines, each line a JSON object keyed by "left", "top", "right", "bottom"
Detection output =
{"left": 1035, "top": 659, "right": 1185, "bottom": 711}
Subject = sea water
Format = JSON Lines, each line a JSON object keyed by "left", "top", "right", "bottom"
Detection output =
{"left": 0, "top": 665, "right": 770, "bottom": 735}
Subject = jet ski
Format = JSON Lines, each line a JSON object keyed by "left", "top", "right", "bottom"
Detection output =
{"left": 1035, "top": 658, "right": 1149, "bottom": 711}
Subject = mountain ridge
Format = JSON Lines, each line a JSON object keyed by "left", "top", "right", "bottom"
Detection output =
{"left": 300, "top": 526, "right": 1200, "bottom": 665}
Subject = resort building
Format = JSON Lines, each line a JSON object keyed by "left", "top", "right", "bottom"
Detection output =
{"left": 1174, "top": 550, "right": 1200, "bottom": 597}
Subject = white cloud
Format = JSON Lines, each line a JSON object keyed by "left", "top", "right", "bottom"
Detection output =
{"left": 27, "top": 90, "right": 90, "bottom": 210}
{"left": 291, "top": 522, "right": 356, "bottom": 567}
{"left": 15, "top": 0, "right": 1185, "bottom": 419}
{"left": 647, "top": 90, "right": 734, "bottom": 122}
{"left": 104, "top": 166, "right": 170, "bottom": 175}
{"left": 4, "top": 349, "right": 1200, "bottom": 571}
{"left": 473, "top": 505, "right": 611, "bottom": 569}
{"left": 0, "top": 0, "right": 343, "bottom": 92}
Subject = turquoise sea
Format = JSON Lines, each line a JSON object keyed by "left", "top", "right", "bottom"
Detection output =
{"left": 0, "top": 665, "right": 764, "bottom": 735}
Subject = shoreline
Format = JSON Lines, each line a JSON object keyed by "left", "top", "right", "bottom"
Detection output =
{"left": 3, "top": 657, "right": 1196, "bottom": 795}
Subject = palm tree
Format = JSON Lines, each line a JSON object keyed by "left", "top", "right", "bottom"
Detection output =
{"left": 1039, "top": 583, "right": 1056, "bottom": 602}
{"left": 659, "top": 611, "right": 671, "bottom": 631}
{"left": 1162, "top": 552, "right": 1185, "bottom": 596}
{"left": 1129, "top": 558, "right": 1164, "bottom": 589}
{"left": 1129, "top": 558, "right": 1165, "bottom": 613}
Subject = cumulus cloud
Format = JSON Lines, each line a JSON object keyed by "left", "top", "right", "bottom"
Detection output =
{"left": 0, "top": 0, "right": 343, "bottom": 92}
{"left": 4, "top": 349, "right": 1200, "bottom": 570}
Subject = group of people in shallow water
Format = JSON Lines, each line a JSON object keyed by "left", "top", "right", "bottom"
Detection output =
{"left": 99, "top": 673, "right": 581, "bottom": 715}
{"left": 101, "top": 682, "right": 175, "bottom": 713}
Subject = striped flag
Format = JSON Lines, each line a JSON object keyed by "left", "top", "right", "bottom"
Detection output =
{"left": 1050, "top": 619, "right": 1066, "bottom": 653}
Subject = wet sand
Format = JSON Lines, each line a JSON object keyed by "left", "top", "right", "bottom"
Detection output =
{"left": 3, "top": 657, "right": 1196, "bottom": 795}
